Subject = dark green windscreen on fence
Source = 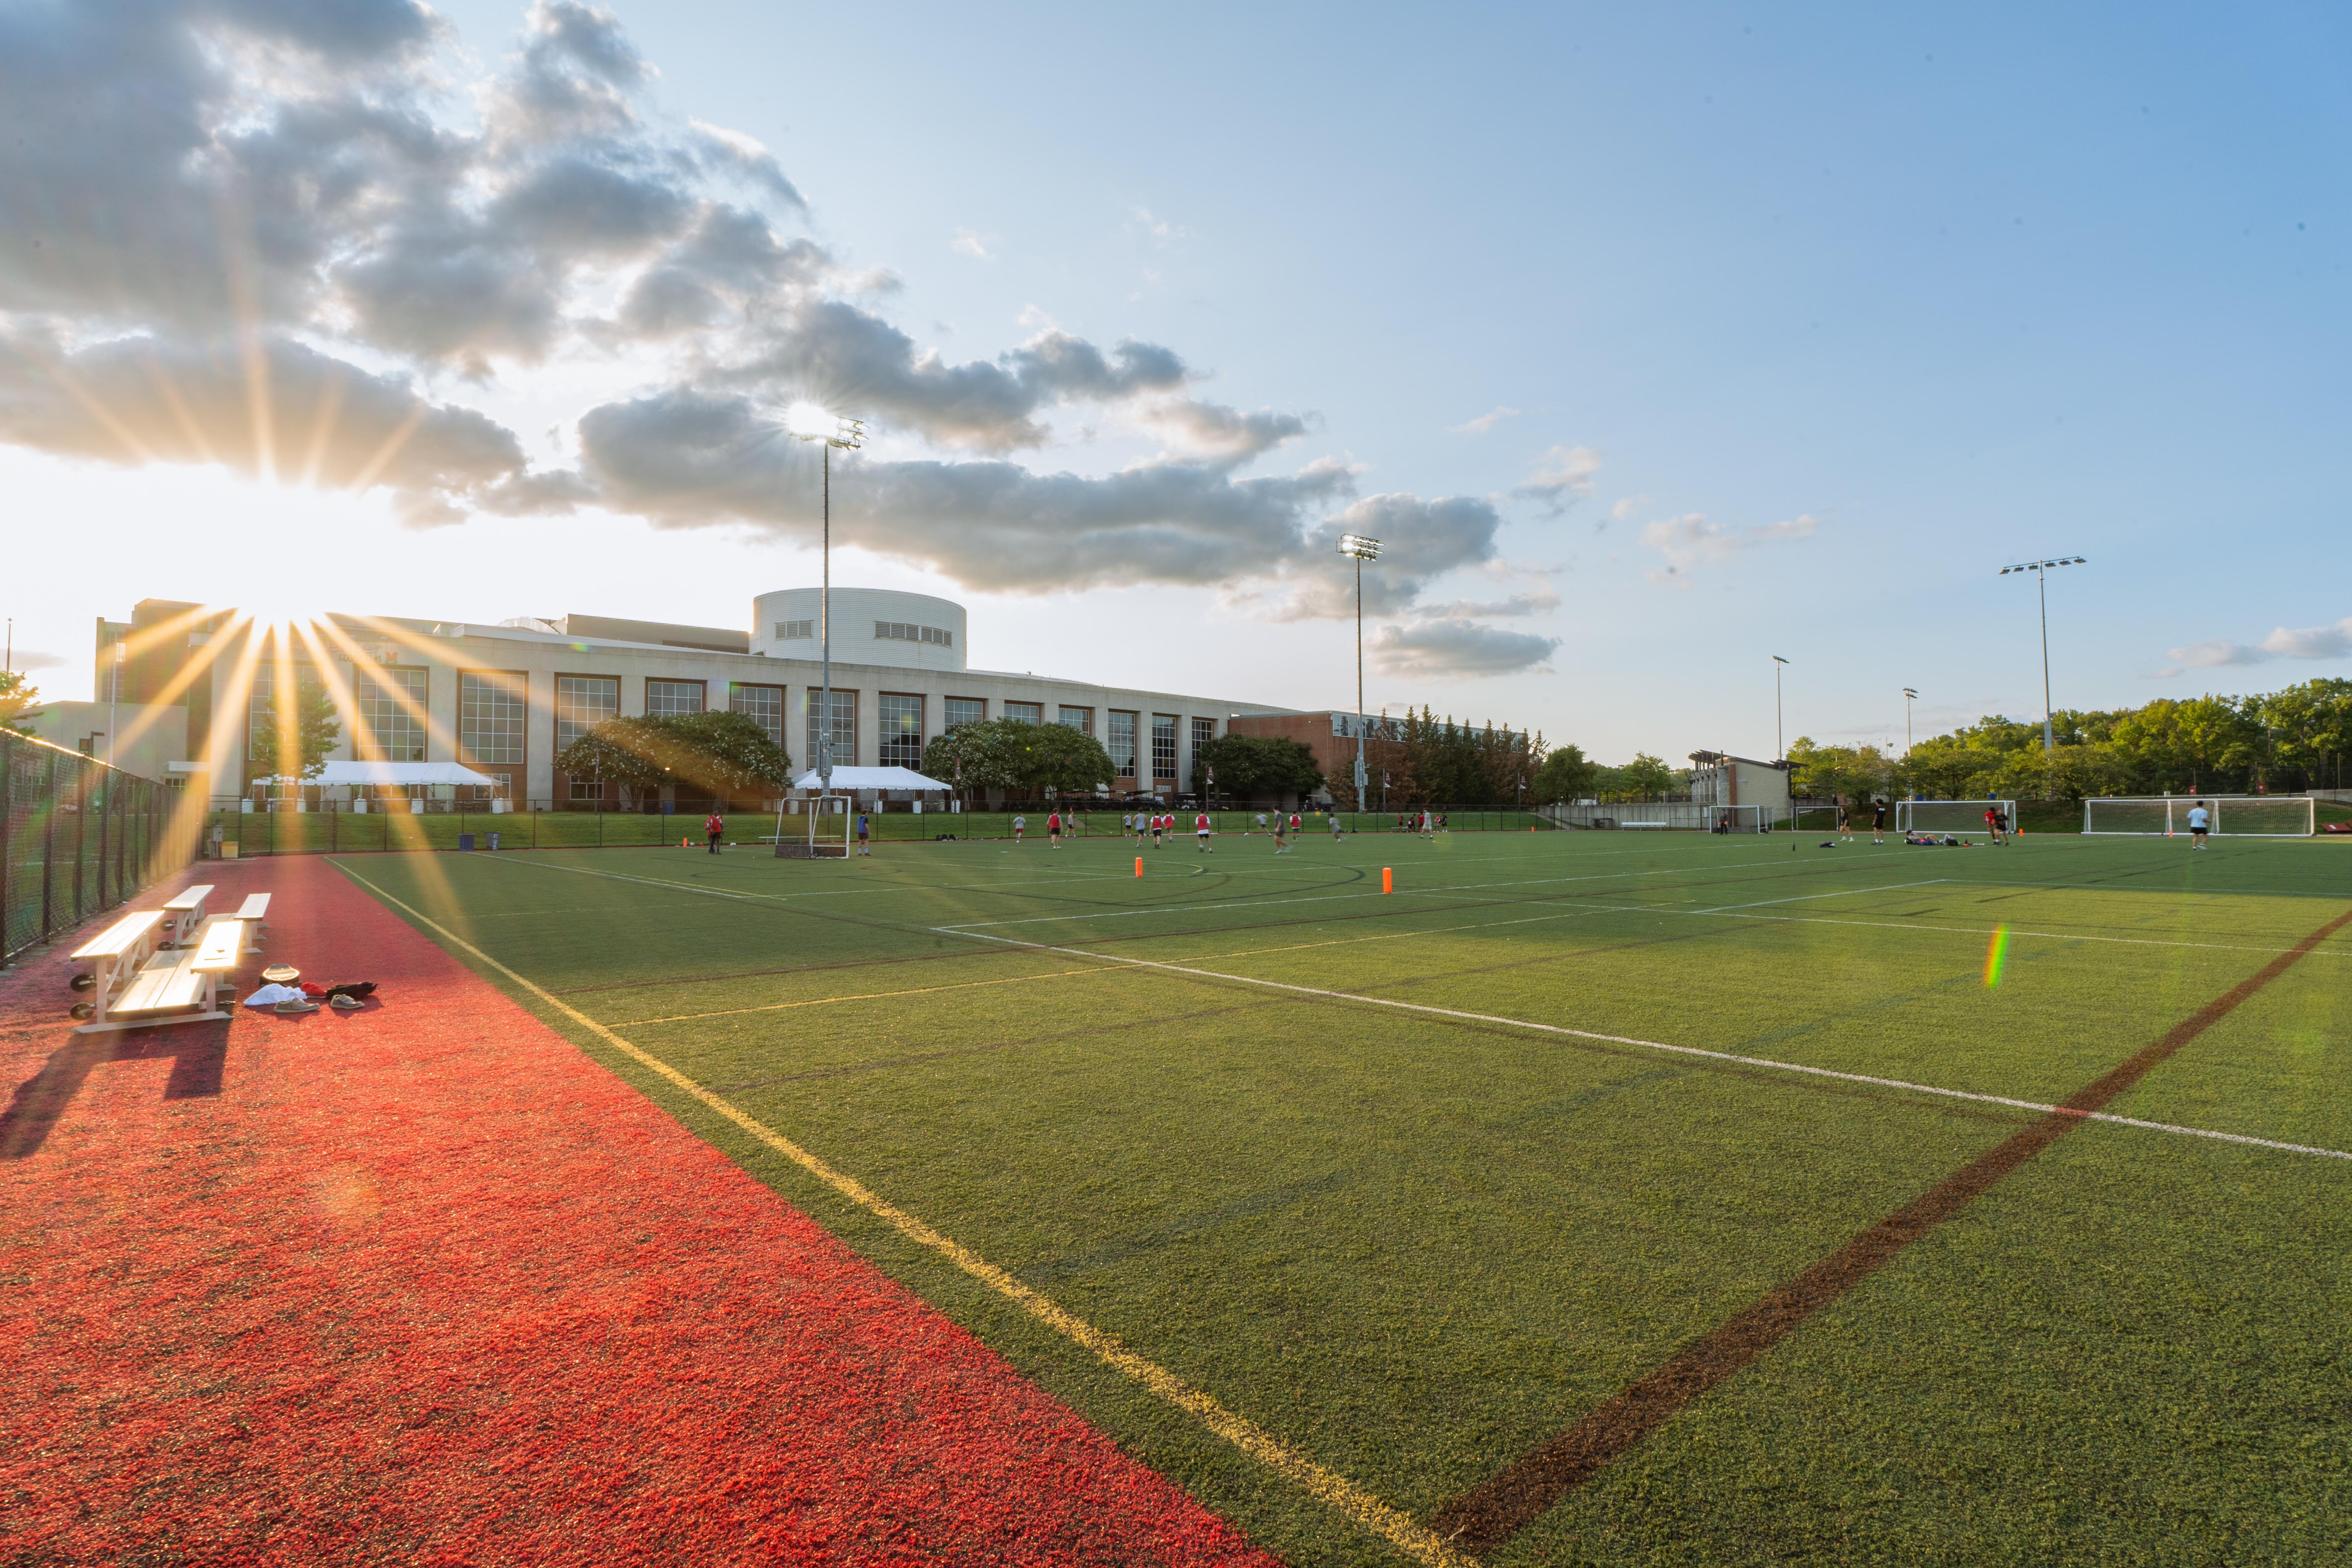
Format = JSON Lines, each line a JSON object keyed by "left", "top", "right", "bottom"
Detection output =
{"left": 1, "top": 734, "right": 181, "bottom": 963}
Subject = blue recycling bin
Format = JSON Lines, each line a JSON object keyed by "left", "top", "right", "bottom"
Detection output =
{"left": 458, "top": 832, "right": 476, "bottom": 851}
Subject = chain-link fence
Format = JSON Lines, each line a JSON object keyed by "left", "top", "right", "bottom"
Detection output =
{"left": 2, "top": 733, "right": 184, "bottom": 965}
{"left": 187, "top": 798, "right": 1568, "bottom": 854}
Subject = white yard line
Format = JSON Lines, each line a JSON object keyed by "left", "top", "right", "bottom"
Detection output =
{"left": 938, "top": 927, "right": 2352, "bottom": 1167}
{"left": 1690, "top": 879, "right": 1948, "bottom": 914}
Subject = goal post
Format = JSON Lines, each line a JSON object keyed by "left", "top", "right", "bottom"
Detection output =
{"left": 1701, "top": 804, "right": 1768, "bottom": 835}
{"left": 1896, "top": 799, "right": 2015, "bottom": 836}
{"left": 2083, "top": 796, "right": 2315, "bottom": 837}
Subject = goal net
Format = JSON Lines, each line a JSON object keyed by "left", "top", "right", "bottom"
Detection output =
{"left": 1702, "top": 804, "right": 1768, "bottom": 835}
{"left": 1896, "top": 800, "right": 2015, "bottom": 836}
{"left": 2083, "top": 796, "right": 2315, "bottom": 837}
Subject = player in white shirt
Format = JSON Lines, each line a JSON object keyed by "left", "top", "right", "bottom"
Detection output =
{"left": 1012, "top": 814, "right": 1026, "bottom": 843}
{"left": 2187, "top": 800, "right": 2210, "bottom": 849}
{"left": 1330, "top": 812, "right": 1345, "bottom": 841}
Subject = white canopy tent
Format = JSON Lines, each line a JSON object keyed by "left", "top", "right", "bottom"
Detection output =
{"left": 788, "top": 766, "right": 951, "bottom": 793}
{"left": 259, "top": 762, "right": 502, "bottom": 789}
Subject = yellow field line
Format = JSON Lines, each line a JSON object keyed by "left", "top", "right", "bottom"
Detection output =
{"left": 610, "top": 964, "right": 1128, "bottom": 1027}
{"left": 330, "top": 861, "right": 1471, "bottom": 1568}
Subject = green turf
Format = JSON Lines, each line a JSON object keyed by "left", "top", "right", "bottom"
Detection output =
{"left": 333, "top": 828, "right": 2352, "bottom": 1566}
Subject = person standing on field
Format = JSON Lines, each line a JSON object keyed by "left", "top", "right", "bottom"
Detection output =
{"left": 1271, "top": 812, "right": 1288, "bottom": 854}
{"left": 1984, "top": 803, "right": 2003, "bottom": 844}
{"left": 1195, "top": 810, "right": 1214, "bottom": 852}
{"left": 1872, "top": 797, "right": 1887, "bottom": 845}
{"left": 855, "top": 811, "right": 872, "bottom": 855}
{"left": 1048, "top": 809, "right": 1062, "bottom": 849}
{"left": 2187, "top": 799, "right": 2210, "bottom": 849}
{"left": 705, "top": 812, "right": 724, "bottom": 854}
{"left": 1013, "top": 814, "right": 1026, "bottom": 844}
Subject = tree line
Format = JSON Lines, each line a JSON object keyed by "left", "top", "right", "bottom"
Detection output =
{"left": 1792, "top": 678, "right": 2352, "bottom": 803}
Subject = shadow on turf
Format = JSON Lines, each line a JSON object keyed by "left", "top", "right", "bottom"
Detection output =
{"left": 0, "top": 1021, "right": 230, "bottom": 1159}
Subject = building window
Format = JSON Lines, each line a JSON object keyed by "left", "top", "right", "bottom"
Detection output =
{"left": 944, "top": 697, "right": 984, "bottom": 730}
{"left": 804, "top": 688, "right": 856, "bottom": 768}
{"left": 646, "top": 678, "right": 704, "bottom": 717}
{"left": 1191, "top": 716, "right": 1215, "bottom": 758}
{"left": 879, "top": 694, "right": 924, "bottom": 767}
{"left": 569, "top": 777, "right": 605, "bottom": 802}
{"left": 1151, "top": 714, "right": 1177, "bottom": 780}
{"left": 1004, "top": 702, "right": 1041, "bottom": 725}
{"left": 460, "top": 672, "right": 527, "bottom": 766}
{"left": 555, "top": 675, "right": 619, "bottom": 755}
{"left": 356, "top": 666, "right": 429, "bottom": 763}
{"left": 873, "top": 621, "right": 953, "bottom": 648}
{"left": 729, "top": 683, "right": 785, "bottom": 749}
{"left": 1107, "top": 711, "right": 1137, "bottom": 777}
{"left": 775, "top": 619, "right": 815, "bottom": 641}
{"left": 1057, "top": 706, "right": 1092, "bottom": 736}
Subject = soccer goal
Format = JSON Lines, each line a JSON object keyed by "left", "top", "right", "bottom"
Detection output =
{"left": 2082, "top": 796, "right": 2315, "bottom": 837}
{"left": 1702, "top": 805, "right": 1769, "bottom": 835}
{"left": 1896, "top": 799, "right": 2015, "bottom": 836}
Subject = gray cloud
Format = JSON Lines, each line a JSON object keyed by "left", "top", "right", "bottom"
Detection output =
{"left": 0, "top": 327, "right": 549, "bottom": 526}
{"left": 2158, "top": 617, "right": 2352, "bottom": 676}
{"left": 1369, "top": 619, "right": 1560, "bottom": 680}
{"left": 1141, "top": 398, "right": 1309, "bottom": 461}
{"left": 6, "top": 648, "right": 71, "bottom": 672}
{"left": 0, "top": 0, "right": 1517, "bottom": 624}
{"left": 1409, "top": 588, "right": 1559, "bottom": 618}
{"left": 575, "top": 387, "right": 1354, "bottom": 590}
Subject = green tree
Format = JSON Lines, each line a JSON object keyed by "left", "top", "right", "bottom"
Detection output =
{"left": 1007, "top": 718, "right": 1117, "bottom": 796}
{"left": 249, "top": 680, "right": 341, "bottom": 782}
{"left": 555, "top": 716, "right": 672, "bottom": 809}
{"left": 658, "top": 710, "right": 792, "bottom": 799}
{"left": 922, "top": 720, "right": 1022, "bottom": 798}
{"left": 0, "top": 671, "right": 38, "bottom": 736}
{"left": 1192, "top": 734, "right": 1324, "bottom": 802}
{"left": 1531, "top": 742, "right": 1596, "bottom": 803}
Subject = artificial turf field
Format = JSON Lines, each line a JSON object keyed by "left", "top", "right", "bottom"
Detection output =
{"left": 333, "top": 827, "right": 2352, "bottom": 1566}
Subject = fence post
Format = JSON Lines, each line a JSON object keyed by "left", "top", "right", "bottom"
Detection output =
{"left": 0, "top": 736, "right": 12, "bottom": 960}
{"left": 40, "top": 751, "right": 57, "bottom": 944}
{"left": 95, "top": 771, "right": 112, "bottom": 911}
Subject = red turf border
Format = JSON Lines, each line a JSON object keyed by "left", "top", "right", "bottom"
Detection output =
{"left": 0, "top": 855, "right": 1278, "bottom": 1566}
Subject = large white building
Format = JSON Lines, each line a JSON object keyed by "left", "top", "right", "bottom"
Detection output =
{"left": 94, "top": 589, "right": 1302, "bottom": 805}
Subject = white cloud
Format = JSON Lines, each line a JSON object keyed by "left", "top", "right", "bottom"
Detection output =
{"left": 1451, "top": 405, "right": 1518, "bottom": 434}
{"left": 1369, "top": 619, "right": 1559, "bottom": 680}
{"left": 1640, "top": 512, "right": 1819, "bottom": 588}
{"left": 1410, "top": 588, "right": 1559, "bottom": 618}
{"left": 1511, "top": 444, "right": 1602, "bottom": 515}
{"left": 2157, "top": 616, "right": 2352, "bottom": 676}
{"left": 7, "top": 648, "right": 70, "bottom": 672}
{"left": 951, "top": 228, "right": 993, "bottom": 260}
{"left": 1610, "top": 495, "right": 1649, "bottom": 521}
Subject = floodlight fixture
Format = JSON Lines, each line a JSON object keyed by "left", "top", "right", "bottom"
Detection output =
{"left": 786, "top": 402, "right": 866, "bottom": 448}
{"left": 1999, "top": 555, "right": 2090, "bottom": 751}
{"left": 1337, "top": 533, "right": 1381, "bottom": 560}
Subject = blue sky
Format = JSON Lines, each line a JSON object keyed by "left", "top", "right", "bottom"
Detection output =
{"left": 4, "top": 1, "right": 2345, "bottom": 762}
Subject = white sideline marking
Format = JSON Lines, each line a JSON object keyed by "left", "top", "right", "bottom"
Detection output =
{"left": 1551, "top": 898, "right": 2352, "bottom": 961}
{"left": 1690, "top": 879, "right": 1947, "bottom": 914}
{"left": 335, "top": 860, "right": 1469, "bottom": 1568}
{"left": 938, "top": 927, "right": 2352, "bottom": 1167}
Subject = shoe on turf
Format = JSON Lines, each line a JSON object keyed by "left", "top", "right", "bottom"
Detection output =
{"left": 328, "top": 994, "right": 364, "bottom": 1011}
{"left": 273, "top": 998, "right": 320, "bottom": 1015}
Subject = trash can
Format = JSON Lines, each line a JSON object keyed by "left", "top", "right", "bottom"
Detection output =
{"left": 458, "top": 833, "right": 475, "bottom": 851}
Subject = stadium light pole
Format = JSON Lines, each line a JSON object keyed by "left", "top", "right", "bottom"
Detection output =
{"left": 1338, "top": 533, "right": 1381, "bottom": 824}
{"left": 1772, "top": 656, "right": 1790, "bottom": 832}
{"left": 787, "top": 403, "right": 867, "bottom": 797}
{"left": 1903, "top": 687, "right": 1918, "bottom": 755}
{"left": 1999, "top": 556, "right": 2087, "bottom": 753}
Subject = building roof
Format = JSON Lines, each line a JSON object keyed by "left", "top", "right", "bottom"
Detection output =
{"left": 258, "top": 762, "right": 500, "bottom": 787}
{"left": 791, "top": 766, "right": 952, "bottom": 792}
